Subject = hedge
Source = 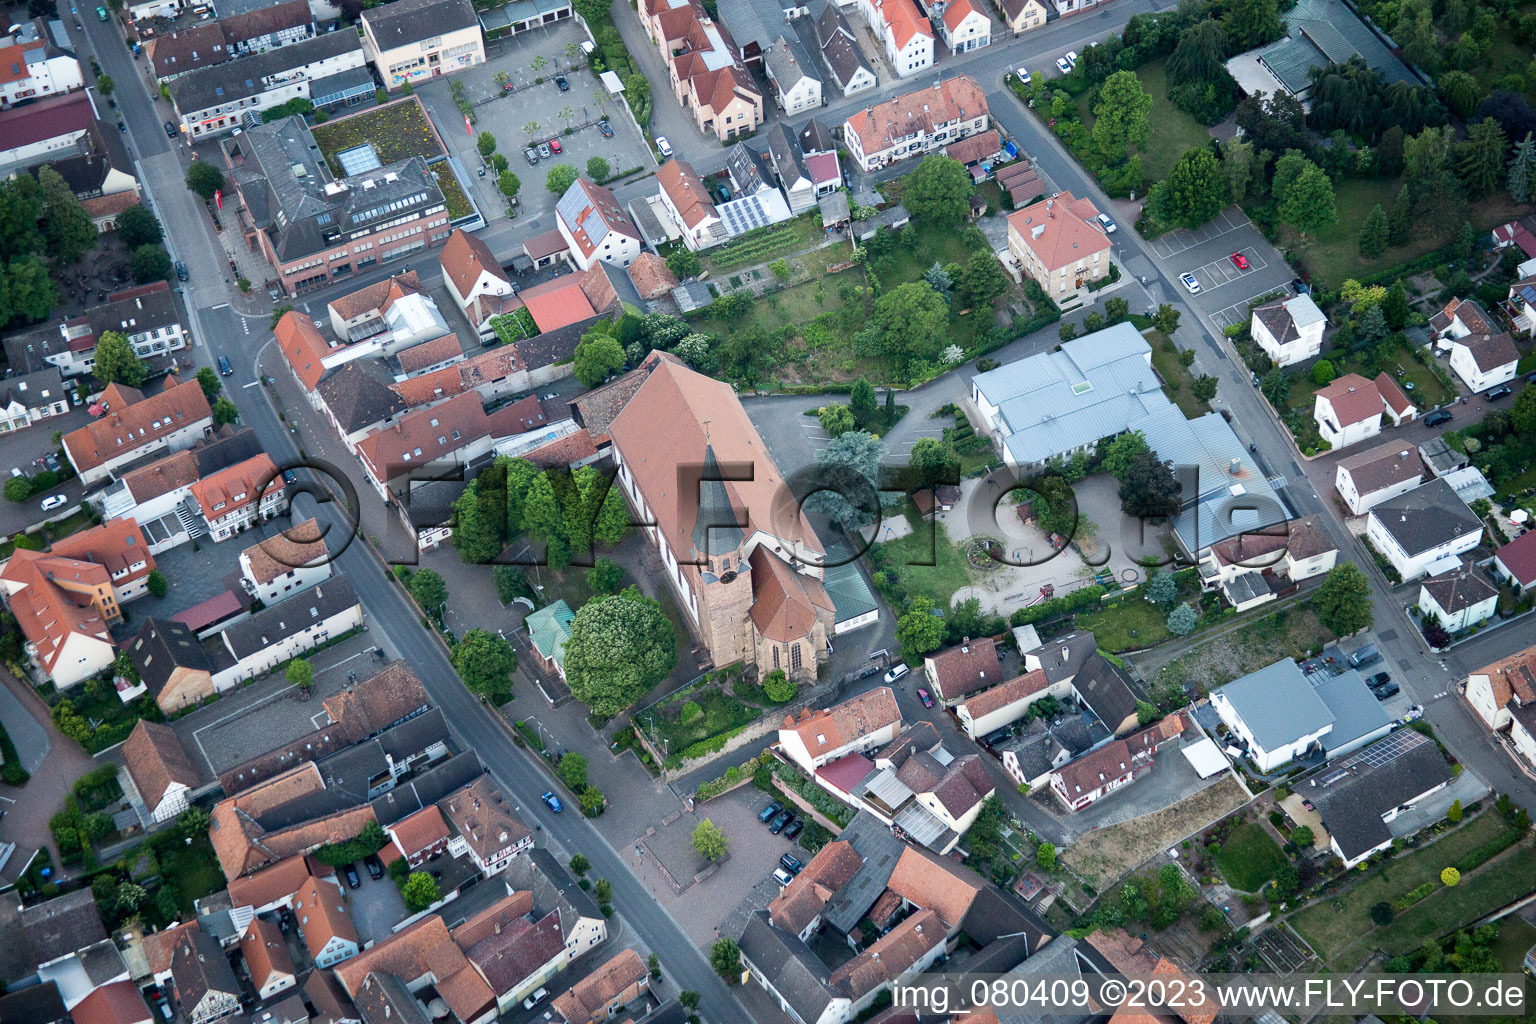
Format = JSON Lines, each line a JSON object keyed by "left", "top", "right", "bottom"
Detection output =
{"left": 1395, "top": 881, "right": 1436, "bottom": 911}
{"left": 664, "top": 721, "right": 756, "bottom": 769}
{"left": 1010, "top": 584, "right": 1107, "bottom": 628}
{"left": 697, "top": 751, "right": 775, "bottom": 801}
{"left": 772, "top": 762, "right": 854, "bottom": 827}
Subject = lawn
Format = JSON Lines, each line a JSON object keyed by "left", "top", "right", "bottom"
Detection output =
{"left": 1148, "top": 600, "right": 1334, "bottom": 699}
{"left": 1077, "top": 594, "right": 1172, "bottom": 652}
{"left": 47, "top": 510, "right": 94, "bottom": 541}
{"left": 1282, "top": 342, "right": 1455, "bottom": 419}
{"left": 1371, "top": 839, "right": 1536, "bottom": 958}
{"left": 1063, "top": 775, "right": 1249, "bottom": 886}
{"left": 1147, "top": 329, "right": 1211, "bottom": 419}
{"left": 157, "top": 832, "right": 225, "bottom": 916}
{"left": 1072, "top": 59, "right": 1213, "bottom": 185}
{"left": 1215, "top": 822, "right": 1288, "bottom": 892}
{"left": 1280, "top": 178, "right": 1531, "bottom": 290}
{"left": 1289, "top": 812, "right": 1519, "bottom": 967}
{"left": 645, "top": 688, "right": 759, "bottom": 755}
{"left": 870, "top": 521, "right": 977, "bottom": 615}
{"left": 699, "top": 214, "right": 826, "bottom": 275}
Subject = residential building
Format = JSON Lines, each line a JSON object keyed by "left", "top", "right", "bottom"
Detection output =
{"left": 763, "top": 124, "right": 819, "bottom": 214}
{"left": 0, "top": 520, "right": 155, "bottom": 688}
{"left": 764, "top": 35, "right": 822, "bottom": 113}
{"left": 362, "top": 0, "right": 485, "bottom": 90}
{"left": 385, "top": 805, "right": 452, "bottom": 866}
{"left": 147, "top": 1, "right": 315, "bottom": 82}
{"left": 188, "top": 453, "right": 287, "bottom": 542}
{"left": 146, "top": 23, "right": 232, "bottom": 82}
{"left": 451, "top": 896, "right": 564, "bottom": 1013}
{"left": 9, "top": 281, "right": 188, "bottom": 380}
{"left": 842, "top": 76, "right": 988, "bottom": 171}
{"left": 1313, "top": 373, "right": 1387, "bottom": 450}
{"left": 1005, "top": 191, "right": 1112, "bottom": 299}
{"left": 500, "top": 848, "right": 609, "bottom": 968}
{"left": 438, "top": 228, "right": 516, "bottom": 340}
{"left": 1465, "top": 645, "right": 1536, "bottom": 731}
{"left": 846, "top": 723, "right": 996, "bottom": 850}
{"left": 813, "top": 5, "right": 876, "bottom": 98}
{"left": 1430, "top": 295, "right": 1496, "bottom": 339}
{"left": 126, "top": 619, "right": 215, "bottom": 713}
{"left": 170, "top": 928, "right": 240, "bottom": 1024}
{"left": 333, "top": 916, "right": 497, "bottom": 1024}
{"left": 1335, "top": 440, "right": 1424, "bottom": 516}
{"left": 1449, "top": 332, "right": 1519, "bottom": 393}
{"left": 0, "top": 367, "right": 69, "bottom": 432}
{"left": 221, "top": 115, "right": 451, "bottom": 296}
{"left": 995, "top": 0, "right": 1048, "bottom": 34}
{"left": 722, "top": 143, "right": 794, "bottom": 228}
{"left": 555, "top": 177, "right": 642, "bottom": 271}
{"left": 640, "top": 0, "right": 763, "bottom": 142}
{"left": 655, "top": 159, "right": 726, "bottom": 251}
{"left": 855, "top": 0, "right": 933, "bottom": 76}
{"left": 240, "top": 518, "right": 333, "bottom": 604}
{"left": 226, "top": 857, "right": 315, "bottom": 916}
{"left": 607, "top": 354, "right": 837, "bottom": 678}
{"left": 326, "top": 271, "right": 449, "bottom": 350}
{"left": 778, "top": 687, "right": 902, "bottom": 773}
{"left": 0, "top": 88, "right": 94, "bottom": 167}
{"left": 0, "top": 31, "right": 83, "bottom": 111}
{"left": 1211, "top": 659, "right": 1335, "bottom": 771}
{"left": 210, "top": 761, "right": 378, "bottom": 880}
{"left": 304, "top": 970, "right": 360, "bottom": 1024}
{"left": 1250, "top": 293, "right": 1327, "bottom": 366}
{"left": 954, "top": 670, "right": 1056, "bottom": 738}
{"left": 33, "top": 117, "right": 142, "bottom": 234}
{"left": 1493, "top": 530, "right": 1536, "bottom": 595}
{"left": 440, "top": 774, "right": 534, "bottom": 876}
{"left": 1418, "top": 566, "right": 1497, "bottom": 633}
{"left": 62, "top": 379, "right": 213, "bottom": 485}
{"left": 1309, "top": 730, "right": 1453, "bottom": 867}
{"left": 1365, "top": 478, "right": 1482, "bottom": 581}
{"left": 923, "top": 637, "right": 1003, "bottom": 704}
{"left": 241, "top": 917, "right": 298, "bottom": 1000}
{"left": 168, "top": 32, "right": 370, "bottom": 138}
{"left": 1196, "top": 516, "right": 1337, "bottom": 609}
{"left": 121, "top": 721, "right": 199, "bottom": 824}
{"left": 997, "top": 719, "right": 1078, "bottom": 791}
{"left": 1222, "top": 0, "right": 1416, "bottom": 101}
{"left": 1313, "top": 671, "right": 1392, "bottom": 758}
{"left": 939, "top": 0, "right": 992, "bottom": 53}
{"left": 203, "top": 574, "right": 363, "bottom": 692}
{"left": 1049, "top": 736, "right": 1138, "bottom": 811}
{"left": 67, "top": 982, "right": 150, "bottom": 1024}
{"left": 21, "top": 889, "right": 108, "bottom": 973}
{"left": 1505, "top": 275, "right": 1536, "bottom": 333}
{"left": 293, "top": 876, "right": 360, "bottom": 968}
{"left": 549, "top": 949, "right": 648, "bottom": 1024}
{"left": 353, "top": 391, "right": 494, "bottom": 501}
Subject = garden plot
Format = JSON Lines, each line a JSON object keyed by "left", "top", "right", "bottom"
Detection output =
{"left": 1063, "top": 775, "right": 1249, "bottom": 887}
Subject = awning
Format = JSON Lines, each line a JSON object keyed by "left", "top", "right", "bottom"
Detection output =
{"left": 1182, "top": 737, "right": 1229, "bottom": 778}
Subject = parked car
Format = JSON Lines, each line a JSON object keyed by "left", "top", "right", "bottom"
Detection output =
{"left": 343, "top": 864, "right": 361, "bottom": 889}
{"left": 1373, "top": 681, "right": 1400, "bottom": 700}
{"left": 1423, "top": 408, "right": 1454, "bottom": 427}
{"left": 538, "top": 142, "right": 551, "bottom": 159}
{"left": 71, "top": 389, "right": 82, "bottom": 407}
{"left": 1230, "top": 251, "right": 1250, "bottom": 269}
{"left": 43, "top": 453, "right": 60, "bottom": 473}
{"left": 523, "top": 989, "right": 549, "bottom": 1011}
{"left": 656, "top": 136, "right": 673, "bottom": 158}
{"left": 541, "top": 791, "right": 564, "bottom": 812}
{"left": 917, "top": 687, "right": 935, "bottom": 708}
{"left": 40, "top": 494, "right": 67, "bottom": 511}
{"left": 768, "top": 810, "right": 793, "bottom": 834}
{"left": 549, "top": 138, "right": 563, "bottom": 154}
{"left": 363, "top": 854, "right": 384, "bottom": 880}
{"left": 555, "top": 75, "right": 569, "bottom": 91}
{"left": 772, "top": 867, "right": 795, "bottom": 887}
{"left": 1180, "top": 272, "right": 1201, "bottom": 294}
{"left": 176, "top": 261, "right": 189, "bottom": 281}
{"left": 599, "top": 119, "right": 613, "bottom": 137}
{"left": 1055, "top": 56, "right": 1072, "bottom": 75}
{"left": 1486, "top": 384, "right": 1514, "bottom": 400}
{"left": 1015, "top": 66, "right": 1031, "bottom": 85}
{"left": 1291, "top": 277, "right": 1310, "bottom": 294}
{"left": 758, "top": 801, "right": 782, "bottom": 823}
{"left": 883, "top": 663, "right": 909, "bottom": 684}
{"left": 1349, "top": 644, "right": 1382, "bottom": 669}
{"left": 97, "top": 5, "right": 108, "bottom": 19}
{"left": 524, "top": 147, "right": 540, "bottom": 165}
{"left": 1065, "top": 50, "right": 1079, "bottom": 67}
{"left": 780, "top": 853, "right": 804, "bottom": 874}
{"left": 981, "top": 727, "right": 1011, "bottom": 747}
{"left": 783, "top": 819, "right": 803, "bottom": 840}
{"left": 1367, "top": 671, "right": 1391, "bottom": 688}
{"left": 164, "top": 121, "right": 177, "bottom": 138}
{"left": 1097, "top": 212, "right": 1116, "bottom": 233}
{"left": 218, "top": 355, "right": 233, "bottom": 376}
{"left": 1527, "top": 371, "right": 1536, "bottom": 384}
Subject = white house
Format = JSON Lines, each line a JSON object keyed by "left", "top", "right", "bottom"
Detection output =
{"left": 655, "top": 158, "right": 726, "bottom": 251}
{"left": 778, "top": 688, "right": 902, "bottom": 773}
{"left": 1465, "top": 646, "right": 1536, "bottom": 731}
{"left": 1448, "top": 332, "right": 1519, "bottom": 393}
{"left": 813, "top": 5, "right": 877, "bottom": 98}
{"left": 239, "top": 519, "right": 333, "bottom": 605}
{"left": 1251, "top": 293, "right": 1327, "bottom": 367}
{"left": 953, "top": 669, "right": 1060, "bottom": 739}
{"left": 1493, "top": 531, "right": 1536, "bottom": 596}
{"left": 240, "top": 918, "right": 298, "bottom": 1001}
{"left": 855, "top": 0, "right": 934, "bottom": 77}
{"left": 1212, "top": 659, "right": 1334, "bottom": 772}
{"left": 939, "top": 0, "right": 992, "bottom": 54}
{"left": 1418, "top": 567, "right": 1497, "bottom": 634}
{"left": 841, "top": 76, "right": 989, "bottom": 172}
{"left": 0, "top": 368, "right": 70, "bottom": 433}
{"left": 0, "top": 32, "right": 84, "bottom": 110}
{"left": 168, "top": 32, "right": 368, "bottom": 138}
{"left": 554, "top": 178, "right": 642, "bottom": 271}
{"left": 1311, "top": 730, "right": 1453, "bottom": 868}
{"left": 361, "top": 0, "right": 485, "bottom": 90}
{"left": 1313, "top": 373, "right": 1388, "bottom": 451}
{"left": 1365, "top": 478, "right": 1482, "bottom": 581}
{"left": 440, "top": 775, "right": 534, "bottom": 876}
{"left": 764, "top": 36, "right": 822, "bottom": 114}
{"left": 206, "top": 575, "right": 363, "bottom": 692}
{"left": 45, "top": 282, "right": 189, "bottom": 378}
{"left": 62, "top": 379, "right": 213, "bottom": 486}
{"left": 1335, "top": 440, "right": 1424, "bottom": 516}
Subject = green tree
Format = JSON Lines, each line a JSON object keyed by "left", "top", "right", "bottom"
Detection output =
{"left": 1387, "top": 185, "right": 1413, "bottom": 247}
{"left": 761, "top": 669, "right": 797, "bottom": 703}
{"left": 1291, "top": 825, "right": 1315, "bottom": 848}
{"left": 1222, "top": 0, "right": 1283, "bottom": 50}
{"left": 805, "top": 430, "right": 884, "bottom": 528}
{"left": 1313, "top": 563, "right": 1373, "bottom": 635}
{"left": 114, "top": 205, "right": 162, "bottom": 249}
{"left": 1221, "top": 136, "right": 1255, "bottom": 204}
{"left": 130, "top": 244, "right": 171, "bottom": 283}
{"left": 573, "top": 329, "right": 625, "bottom": 387}
{"left": 498, "top": 170, "right": 521, "bottom": 200}
{"left": 1459, "top": 118, "right": 1508, "bottom": 198}
{"left": 1437, "top": 70, "right": 1481, "bottom": 118}
{"left": 1192, "top": 375, "right": 1218, "bottom": 401}
{"left": 1157, "top": 147, "right": 1229, "bottom": 229}
{"left": 155, "top": 885, "right": 181, "bottom": 920}
{"left": 692, "top": 819, "right": 728, "bottom": 860}
{"left": 477, "top": 132, "right": 498, "bottom": 159}
{"left": 1312, "top": 359, "right": 1336, "bottom": 384}
{"left": 1167, "top": 20, "right": 1229, "bottom": 91}
{"left": 558, "top": 752, "right": 589, "bottom": 790}
{"left": 1167, "top": 603, "right": 1198, "bottom": 635}
{"left": 952, "top": 249, "right": 1009, "bottom": 310}
{"left": 908, "top": 436, "right": 959, "bottom": 490}
{"left": 649, "top": 954, "right": 661, "bottom": 980}
{"left": 680, "top": 991, "right": 700, "bottom": 1010}
{"left": 7, "top": 254, "right": 58, "bottom": 321}
{"left": 586, "top": 156, "right": 610, "bottom": 181}
{"left": 1448, "top": 798, "right": 1463, "bottom": 822}
{"left": 1358, "top": 203, "right": 1388, "bottom": 259}
{"left": 849, "top": 379, "right": 877, "bottom": 425}
{"left": 1119, "top": 448, "right": 1181, "bottom": 519}
{"left": 451, "top": 475, "right": 508, "bottom": 564}
{"left": 901, "top": 154, "right": 974, "bottom": 222}
{"left": 819, "top": 404, "right": 855, "bottom": 437}
{"left": 870, "top": 282, "right": 948, "bottom": 371}
{"left": 185, "top": 160, "right": 225, "bottom": 200}
{"left": 1441, "top": 866, "right": 1461, "bottom": 886}
{"left": 1100, "top": 430, "right": 1151, "bottom": 481}
{"left": 95, "top": 72, "right": 114, "bottom": 98}
{"left": 38, "top": 166, "right": 97, "bottom": 265}
{"left": 1260, "top": 368, "right": 1292, "bottom": 407}
{"left": 710, "top": 938, "right": 742, "bottom": 981}
{"left": 580, "top": 787, "right": 606, "bottom": 816}
{"left": 896, "top": 596, "right": 948, "bottom": 663}
{"left": 451, "top": 629, "right": 517, "bottom": 702}
{"left": 285, "top": 658, "right": 314, "bottom": 691}
{"left": 146, "top": 570, "right": 168, "bottom": 598}
{"left": 401, "top": 871, "right": 441, "bottom": 911}
{"left": 569, "top": 853, "right": 590, "bottom": 876}
{"left": 667, "top": 248, "right": 700, "bottom": 278}
{"left": 1509, "top": 131, "right": 1536, "bottom": 202}
{"left": 3, "top": 477, "right": 29, "bottom": 502}
{"left": 1152, "top": 303, "right": 1181, "bottom": 334}
{"left": 1146, "top": 571, "right": 1177, "bottom": 606}
{"left": 211, "top": 396, "right": 238, "bottom": 427}
{"left": 194, "top": 367, "right": 222, "bottom": 400}
{"left": 564, "top": 590, "right": 678, "bottom": 716}
{"left": 1036, "top": 841, "right": 1057, "bottom": 871}
{"left": 1512, "top": 385, "right": 1536, "bottom": 438}
{"left": 116, "top": 881, "right": 146, "bottom": 912}
{"left": 178, "top": 806, "right": 209, "bottom": 838}
{"left": 522, "top": 472, "right": 571, "bottom": 567}
{"left": 545, "top": 163, "right": 578, "bottom": 195}
{"left": 587, "top": 557, "right": 625, "bottom": 594}
{"left": 407, "top": 567, "right": 448, "bottom": 614}
{"left": 1383, "top": 280, "right": 1410, "bottom": 330}
{"left": 92, "top": 330, "right": 148, "bottom": 386}
{"left": 1092, "top": 71, "right": 1154, "bottom": 156}
{"left": 1276, "top": 162, "right": 1335, "bottom": 237}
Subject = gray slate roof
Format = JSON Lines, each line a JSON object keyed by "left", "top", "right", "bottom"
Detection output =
{"left": 170, "top": 31, "right": 362, "bottom": 113}
{"left": 362, "top": 0, "right": 478, "bottom": 45}
{"left": 1216, "top": 658, "right": 1334, "bottom": 752}
{"left": 765, "top": 35, "right": 821, "bottom": 98}
{"left": 1150, "top": 408, "right": 1287, "bottom": 553}
{"left": 738, "top": 912, "right": 836, "bottom": 1023}
{"left": 21, "top": 889, "right": 107, "bottom": 965}
{"left": 1368, "top": 478, "right": 1481, "bottom": 557}
{"left": 813, "top": 4, "right": 871, "bottom": 91}
{"left": 219, "top": 573, "right": 359, "bottom": 660}
{"left": 369, "top": 751, "right": 483, "bottom": 825}
{"left": 1310, "top": 730, "right": 1452, "bottom": 860}
{"left": 1313, "top": 670, "right": 1391, "bottom": 754}
{"left": 823, "top": 810, "right": 906, "bottom": 933}
{"left": 317, "top": 361, "right": 408, "bottom": 434}
{"left": 1253, "top": 0, "right": 1415, "bottom": 94}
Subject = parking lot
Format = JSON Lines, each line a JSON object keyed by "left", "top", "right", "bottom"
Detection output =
{"left": 1148, "top": 207, "right": 1256, "bottom": 259}
{"left": 1209, "top": 287, "right": 1287, "bottom": 331}
{"left": 1183, "top": 248, "right": 1271, "bottom": 293}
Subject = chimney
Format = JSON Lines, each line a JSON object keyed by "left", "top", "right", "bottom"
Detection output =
{"left": 494, "top": 920, "right": 502, "bottom": 934}
{"left": 1229, "top": 457, "right": 1241, "bottom": 475}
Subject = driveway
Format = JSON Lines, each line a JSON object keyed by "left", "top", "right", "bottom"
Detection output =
{"left": 0, "top": 668, "right": 101, "bottom": 877}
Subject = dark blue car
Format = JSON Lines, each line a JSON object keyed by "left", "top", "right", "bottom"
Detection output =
{"left": 541, "top": 791, "right": 563, "bottom": 812}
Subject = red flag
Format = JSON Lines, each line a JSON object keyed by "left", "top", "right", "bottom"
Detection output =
{"left": 215, "top": 189, "right": 222, "bottom": 210}
{"left": 465, "top": 114, "right": 472, "bottom": 136}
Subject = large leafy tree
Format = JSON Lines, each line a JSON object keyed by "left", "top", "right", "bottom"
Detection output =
{"left": 185, "top": 160, "right": 225, "bottom": 200}
{"left": 805, "top": 430, "right": 884, "bottom": 528}
{"left": 545, "top": 163, "right": 577, "bottom": 195}
{"left": 92, "top": 330, "right": 148, "bottom": 386}
{"left": 406, "top": 568, "right": 447, "bottom": 613}
{"left": 1277, "top": 162, "right": 1336, "bottom": 237}
{"left": 451, "top": 472, "right": 508, "bottom": 563}
{"left": 1313, "top": 563, "right": 1373, "bottom": 635}
{"left": 116, "top": 205, "right": 162, "bottom": 248}
{"left": 522, "top": 471, "right": 571, "bottom": 567}
{"left": 1100, "top": 430, "right": 1150, "bottom": 480}
{"left": 1118, "top": 448, "right": 1181, "bottom": 520}
{"left": 564, "top": 589, "right": 678, "bottom": 716}
{"left": 1154, "top": 147, "right": 1229, "bottom": 229}
{"left": 451, "top": 628, "right": 517, "bottom": 703}
{"left": 1092, "top": 71, "right": 1154, "bottom": 157}
{"left": 692, "top": 819, "right": 728, "bottom": 860}
{"left": 901, "top": 154, "right": 973, "bottom": 222}
{"left": 130, "top": 244, "right": 171, "bottom": 283}
{"left": 895, "top": 596, "right": 947, "bottom": 663}
{"left": 908, "top": 436, "right": 958, "bottom": 491}
{"left": 1235, "top": 91, "right": 1308, "bottom": 155}
{"left": 1438, "top": 71, "right": 1481, "bottom": 119}
{"left": 1222, "top": 0, "right": 1284, "bottom": 51}
{"left": 0, "top": 174, "right": 43, "bottom": 255}
{"left": 7, "top": 254, "right": 58, "bottom": 322}
{"left": 37, "top": 166, "right": 97, "bottom": 265}
{"left": 573, "top": 325, "right": 625, "bottom": 387}
{"left": 870, "top": 282, "right": 948, "bottom": 371}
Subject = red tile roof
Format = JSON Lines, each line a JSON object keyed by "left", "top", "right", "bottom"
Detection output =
{"left": 189, "top": 453, "right": 282, "bottom": 518}
{"left": 440, "top": 228, "right": 510, "bottom": 299}
{"left": 227, "top": 855, "right": 313, "bottom": 910}
{"left": 122, "top": 720, "right": 198, "bottom": 810}
{"left": 240, "top": 916, "right": 295, "bottom": 990}
{"left": 63, "top": 379, "right": 212, "bottom": 473}
{"left": 1007, "top": 191, "right": 1112, "bottom": 272}
{"left": 520, "top": 275, "right": 599, "bottom": 333}
{"left": 1315, "top": 374, "right": 1383, "bottom": 427}
{"left": 782, "top": 687, "right": 901, "bottom": 761}
{"left": 275, "top": 311, "right": 335, "bottom": 392}
{"left": 925, "top": 638, "right": 1001, "bottom": 699}
{"left": 1496, "top": 530, "right": 1536, "bottom": 587}
{"left": 1373, "top": 372, "right": 1414, "bottom": 415}
{"left": 70, "top": 981, "right": 152, "bottom": 1024}
{"left": 293, "top": 877, "right": 358, "bottom": 960}
{"left": 387, "top": 805, "right": 450, "bottom": 858}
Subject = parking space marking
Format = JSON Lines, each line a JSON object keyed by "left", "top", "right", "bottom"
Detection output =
{"left": 1210, "top": 285, "right": 1285, "bottom": 330}
{"left": 1148, "top": 208, "right": 1253, "bottom": 259}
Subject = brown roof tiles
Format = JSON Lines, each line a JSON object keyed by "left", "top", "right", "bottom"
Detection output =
{"left": 1315, "top": 374, "right": 1384, "bottom": 427}
{"left": 782, "top": 687, "right": 901, "bottom": 761}
{"left": 122, "top": 721, "right": 198, "bottom": 810}
{"left": 63, "top": 379, "right": 212, "bottom": 473}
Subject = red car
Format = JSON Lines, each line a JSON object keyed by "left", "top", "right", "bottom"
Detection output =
{"left": 549, "top": 138, "right": 563, "bottom": 154}
{"left": 917, "top": 688, "right": 935, "bottom": 708}
{"left": 1230, "top": 251, "right": 1250, "bottom": 269}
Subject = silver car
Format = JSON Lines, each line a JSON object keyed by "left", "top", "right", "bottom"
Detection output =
{"left": 1180, "top": 272, "right": 1202, "bottom": 294}
{"left": 538, "top": 142, "right": 551, "bottom": 159}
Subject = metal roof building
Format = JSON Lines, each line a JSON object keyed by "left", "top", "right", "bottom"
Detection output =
{"left": 1224, "top": 0, "right": 1417, "bottom": 98}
